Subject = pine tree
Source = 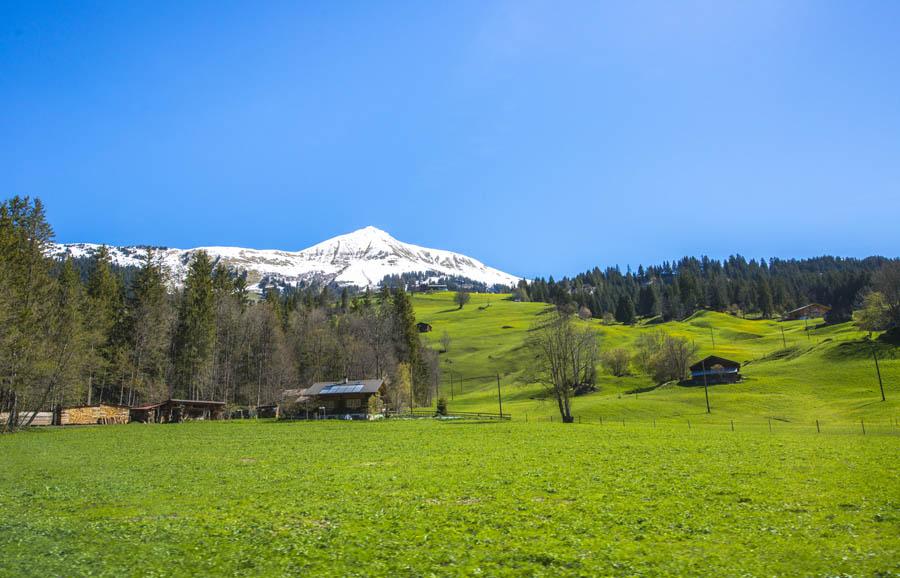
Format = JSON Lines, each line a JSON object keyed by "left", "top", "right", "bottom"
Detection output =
{"left": 173, "top": 250, "right": 216, "bottom": 399}
{"left": 0, "top": 197, "right": 63, "bottom": 428}
{"left": 85, "top": 245, "right": 127, "bottom": 404}
{"left": 756, "top": 278, "right": 774, "bottom": 319}
{"left": 128, "top": 249, "right": 173, "bottom": 404}
{"left": 615, "top": 294, "right": 636, "bottom": 324}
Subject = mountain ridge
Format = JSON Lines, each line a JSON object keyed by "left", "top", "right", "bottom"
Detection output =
{"left": 49, "top": 226, "right": 520, "bottom": 292}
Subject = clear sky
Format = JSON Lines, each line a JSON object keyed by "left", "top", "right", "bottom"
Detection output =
{"left": 1, "top": 1, "right": 898, "bottom": 279}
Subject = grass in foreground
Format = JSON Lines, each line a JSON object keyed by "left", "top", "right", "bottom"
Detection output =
{"left": 1, "top": 420, "right": 897, "bottom": 576}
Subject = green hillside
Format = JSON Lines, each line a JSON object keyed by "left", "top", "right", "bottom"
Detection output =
{"left": 414, "top": 292, "right": 899, "bottom": 428}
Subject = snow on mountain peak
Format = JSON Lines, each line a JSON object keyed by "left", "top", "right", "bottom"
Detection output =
{"left": 49, "top": 227, "right": 520, "bottom": 292}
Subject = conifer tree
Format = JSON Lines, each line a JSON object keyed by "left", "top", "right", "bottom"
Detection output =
{"left": 615, "top": 294, "right": 636, "bottom": 324}
{"left": 173, "top": 251, "right": 216, "bottom": 399}
{"left": 128, "top": 249, "right": 173, "bottom": 404}
{"left": 85, "top": 245, "right": 127, "bottom": 404}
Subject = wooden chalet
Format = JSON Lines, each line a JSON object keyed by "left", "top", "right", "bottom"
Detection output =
{"left": 56, "top": 403, "right": 130, "bottom": 425}
{"left": 782, "top": 303, "right": 830, "bottom": 321}
{"left": 281, "top": 378, "right": 386, "bottom": 419}
{"left": 690, "top": 356, "right": 742, "bottom": 385}
{"left": 130, "top": 399, "right": 226, "bottom": 423}
{"left": 416, "top": 322, "right": 433, "bottom": 333}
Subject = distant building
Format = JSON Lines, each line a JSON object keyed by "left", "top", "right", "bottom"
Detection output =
{"left": 782, "top": 303, "right": 831, "bottom": 321}
{"left": 416, "top": 322, "right": 433, "bottom": 333}
{"left": 281, "top": 378, "right": 386, "bottom": 419}
{"left": 690, "top": 356, "right": 742, "bottom": 384}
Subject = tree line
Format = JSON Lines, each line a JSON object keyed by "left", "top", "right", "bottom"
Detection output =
{"left": 0, "top": 197, "right": 438, "bottom": 430}
{"left": 516, "top": 254, "right": 897, "bottom": 324}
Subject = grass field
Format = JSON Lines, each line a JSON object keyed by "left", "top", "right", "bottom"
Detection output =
{"left": 413, "top": 293, "right": 900, "bottom": 427}
{"left": 1, "top": 420, "right": 898, "bottom": 577}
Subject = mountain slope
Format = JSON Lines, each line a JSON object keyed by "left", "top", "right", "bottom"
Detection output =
{"left": 49, "top": 226, "right": 520, "bottom": 291}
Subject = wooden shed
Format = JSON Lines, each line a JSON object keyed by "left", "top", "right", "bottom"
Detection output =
{"left": 56, "top": 403, "right": 130, "bottom": 425}
{"left": 690, "top": 356, "right": 742, "bottom": 385}
{"left": 130, "top": 399, "right": 226, "bottom": 423}
{"left": 782, "top": 303, "right": 831, "bottom": 321}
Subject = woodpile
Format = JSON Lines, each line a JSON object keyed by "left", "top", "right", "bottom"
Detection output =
{"left": 59, "top": 404, "right": 130, "bottom": 425}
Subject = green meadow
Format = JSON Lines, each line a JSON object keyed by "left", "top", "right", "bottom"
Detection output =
{"left": 1, "top": 420, "right": 897, "bottom": 577}
{"left": 1, "top": 293, "right": 898, "bottom": 577}
{"left": 413, "top": 292, "right": 900, "bottom": 429}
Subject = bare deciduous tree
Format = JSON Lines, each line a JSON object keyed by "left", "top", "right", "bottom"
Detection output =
{"left": 527, "top": 312, "right": 598, "bottom": 423}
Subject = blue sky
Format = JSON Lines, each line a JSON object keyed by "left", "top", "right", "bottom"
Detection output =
{"left": 1, "top": 1, "right": 898, "bottom": 279}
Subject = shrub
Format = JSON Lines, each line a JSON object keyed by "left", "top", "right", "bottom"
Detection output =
{"left": 601, "top": 348, "right": 631, "bottom": 376}
{"left": 435, "top": 397, "right": 448, "bottom": 416}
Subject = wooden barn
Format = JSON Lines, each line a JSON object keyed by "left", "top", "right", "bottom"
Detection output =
{"left": 690, "top": 356, "right": 742, "bottom": 385}
{"left": 782, "top": 303, "right": 831, "bottom": 321}
{"left": 56, "top": 403, "right": 130, "bottom": 425}
{"left": 416, "top": 322, "right": 433, "bottom": 333}
{"left": 130, "top": 399, "right": 226, "bottom": 423}
{"left": 282, "top": 378, "right": 386, "bottom": 419}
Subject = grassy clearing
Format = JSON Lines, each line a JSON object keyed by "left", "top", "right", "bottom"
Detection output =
{"left": 414, "top": 292, "right": 900, "bottom": 425}
{"left": 1, "top": 420, "right": 897, "bottom": 577}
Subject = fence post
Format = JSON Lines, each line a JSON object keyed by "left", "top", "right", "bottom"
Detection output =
{"left": 652, "top": 418, "right": 656, "bottom": 428}
{"left": 687, "top": 420, "right": 691, "bottom": 431}
{"left": 599, "top": 416, "right": 603, "bottom": 426}
{"left": 816, "top": 419, "right": 820, "bottom": 433}
{"left": 622, "top": 419, "right": 625, "bottom": 428}
{"left": 861, "top": 418, "right": 866, "bottom": 435}
{"left": 731, "top": 420, "right": 734, "bottom": 432}
{"left": 768, "top": 418, "right": 772, "bottom": 433}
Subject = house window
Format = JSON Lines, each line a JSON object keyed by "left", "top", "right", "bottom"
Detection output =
{"left": 345, "top": 398, "right": 362, "bottom": 409}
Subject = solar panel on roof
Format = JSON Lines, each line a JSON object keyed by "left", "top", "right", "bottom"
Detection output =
{"left": 319, "top": 383, "right": 366, "bottom": 394}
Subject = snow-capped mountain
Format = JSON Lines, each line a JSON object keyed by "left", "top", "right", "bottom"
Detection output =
{"left": 49, "top": 226, "right": 520, "bottom": 292}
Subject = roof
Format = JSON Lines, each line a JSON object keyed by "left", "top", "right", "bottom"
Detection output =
{"left": 690, "top": 355, "right": 741, "bottom": 371}
{"left": 785, "top": 303, "right": 831, "bottom": 315}
{"left": 132, "top": 399, "right": 225, "bottom": 410}
{"left": 62, "top": 403, "right": 131, "bottom": 410}
{"left": 305, "top": 379, "right": 385, "bottom": 396}
{"left": 131, "top": 403, "right": 163, "bottom": 410}
{"left": 167, "top": 399, "right": 226, "bottom": 406}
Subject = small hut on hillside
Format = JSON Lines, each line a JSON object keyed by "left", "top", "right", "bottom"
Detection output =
{"left": 690, "top": 356, "right": 742, "bottom": 385}
{"left": 782, "top": 303, "right": 831, "bottom": 321}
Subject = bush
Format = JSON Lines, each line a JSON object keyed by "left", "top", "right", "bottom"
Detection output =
{"left": 435, "top": 397, "right": 448, "bottom": 416}
{"left": 601, "top": 348, "right": 631, "bottom": 376}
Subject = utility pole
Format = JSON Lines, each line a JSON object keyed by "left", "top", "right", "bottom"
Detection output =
{"left": 873, "top": 348, "right": 886, "bottom": 401}
{"left": 702, "top": 360, "right": 710, "bottom": 414}
{"left": 710, "top": 327, "right": 716, "bottom": 350}
{"left": 496, "top": 373, "right": 503, "bottom": 419}
{"left": 780, "top": 326, "right": 787, "bottom": 349}
{"left": 450, "top": 372, "right": 454, "bottom": 400}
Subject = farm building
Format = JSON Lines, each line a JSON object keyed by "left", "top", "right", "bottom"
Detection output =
{"left": 417, "top": 322, "right": 433, "bottom": 333}
{"left": 56, "top": 403, "right": 130, "bottom": 425}
{"left": 690, "top": 356, "right": 742, "bottom": 384}
{"left": 130, "top": 399, "right": 226, "bottom": 423}
{"left": 281, "top": 378, "right": 386, "bottom": 419}
{"left": 782, "top": 303, "right": 831, "bottom": 320}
